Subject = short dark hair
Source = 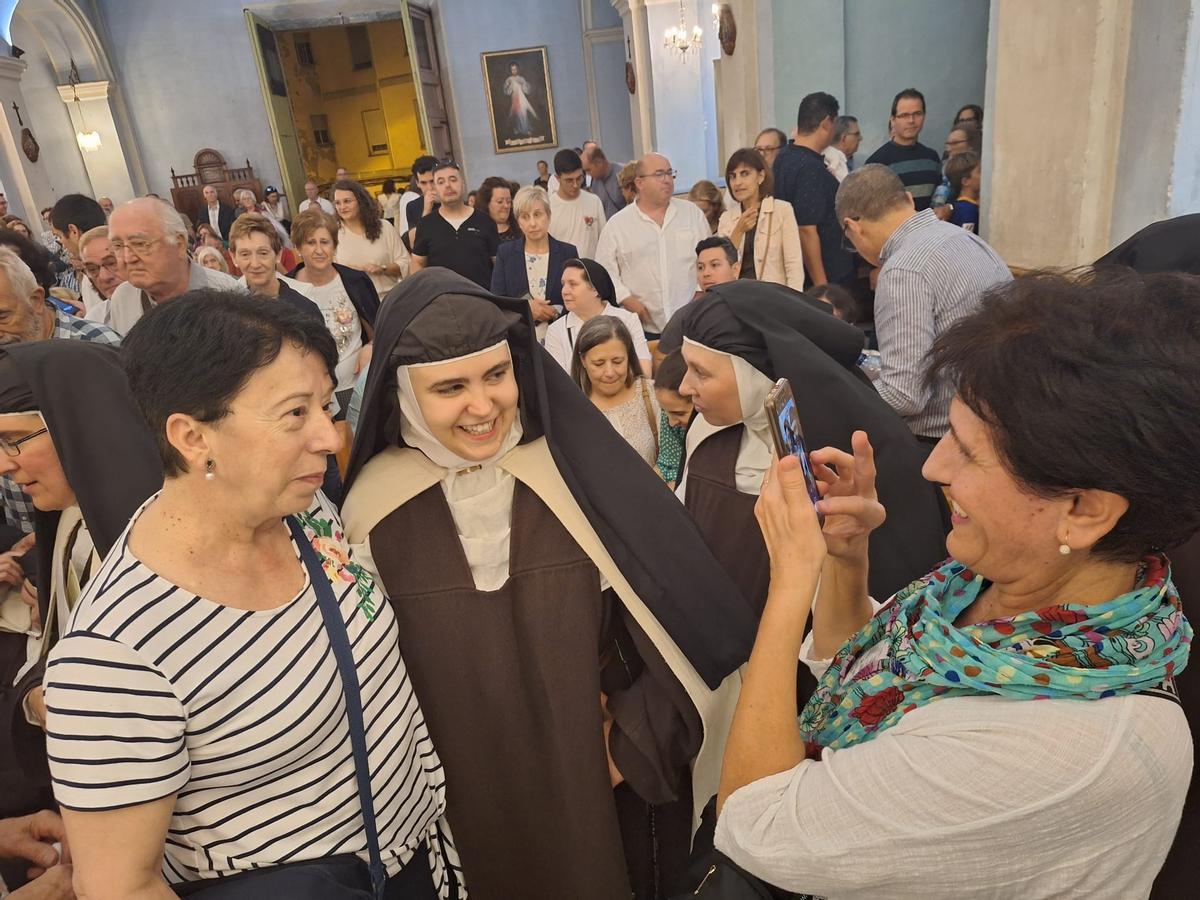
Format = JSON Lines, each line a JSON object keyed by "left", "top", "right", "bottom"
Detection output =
{"left": 123, "top": 290, "right": 337, "bottom": 477}
{"left": 432, "top": 160, "right": 461, "bottom": 177}
{"left": 796, "top": 92, "right": 839, "bottom": 134}
{"left": 890, "top": 88, "right": 926, "bottom": 117}
{"left": 570, "top": 315, "right": 640, "bottom": 394}
{"left": 412, "top": 155, "right": 440, "bottom": 177}
{"left": 0, "top": 230, "right": 56, "bottom": 291}
{"left": 927, "top": 268, "right": 1200, "bottom": 562}
{"left": 725, "top": 147, "right": 774, "bottom": 199}
{"left": 554, "top": 149, "right": 583, "bottom": 177}
{"left": 381, "top": 178, "right": 396, "bottom": 194}
{"left": 696, "top": 235, "right": 737, "bottom": 265}
{"left": 332, "top": 179, "right": 383, "bottom": 242}
{"left": 944, "top": 151, "right": 981, "bottom": 197}
{"left": 954, "top": 104, "right": 984, "bottom": 127}
{"left": 654, "top": 350, "right": 688, "bottom": 392}
{"left": 807, "top": 283, "right": 857, "bottom": 322}
{"left": 50, "top": 194, "right": 105, "bottom": 235}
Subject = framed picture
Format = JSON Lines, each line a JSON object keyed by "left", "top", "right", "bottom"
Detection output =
{"left": 481, "top": 46, "right": 558, "bottom": 154}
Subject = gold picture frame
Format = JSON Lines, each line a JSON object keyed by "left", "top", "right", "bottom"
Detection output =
{"left": 480, "top": 45, "right": 558, "bottom": 154}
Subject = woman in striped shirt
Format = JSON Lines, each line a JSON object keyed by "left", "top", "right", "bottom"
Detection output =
{"left": 43, "top": 291, "right": 461, "bottom": 899}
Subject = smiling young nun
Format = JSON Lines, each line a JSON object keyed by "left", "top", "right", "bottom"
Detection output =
{"left": 660, "top": 280, "right": 948, "bottom": 613}
{"left": 342, "top": 268, "right": 756, "bottom": 900}
{"left": 0, "top": 341, "right": 161, "bottom": 813}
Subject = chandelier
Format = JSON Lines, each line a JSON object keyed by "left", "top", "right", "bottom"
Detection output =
{"left": 68, "top": 59, "right": 101, "bottom": 153}
{"left": 663, "top": 0, "right": 703, "bottom": 58}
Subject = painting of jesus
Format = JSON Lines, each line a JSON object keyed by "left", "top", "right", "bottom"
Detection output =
{"left": 482, "top": 46, "right": 558, "bottom": 153}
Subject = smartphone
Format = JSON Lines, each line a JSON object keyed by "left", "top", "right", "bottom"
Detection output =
{"left": 763, "top": 378, "right": 824, "bottom": 522}
{"left": 48, "top": 296, "right": 79, "bottom": 315}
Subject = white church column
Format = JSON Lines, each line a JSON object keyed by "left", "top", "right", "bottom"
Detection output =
{"left": 0, "top": 57, "right": 56, "bottom": 220}
{"left": 612, "top": 0, "right": 657, "bottom": 157}
{"left": 56, "top": 80, "right": 136, "bottom": 203}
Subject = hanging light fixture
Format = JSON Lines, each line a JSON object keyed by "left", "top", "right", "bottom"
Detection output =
{"left": 68, "top": 58, "right": 101, "bottom": 153}
{"left": 663, "top": 0, "right": 703, "bottom": 58}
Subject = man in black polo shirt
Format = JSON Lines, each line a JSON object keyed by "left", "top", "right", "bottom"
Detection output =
{"left": 864, "top": 88, "right": 942, "bottom": 211}
{"left": 410, "top": 161, "right": 499, "bottom": 288}
{"left": 773, "top": 91, "right": 853, "bottom": 288}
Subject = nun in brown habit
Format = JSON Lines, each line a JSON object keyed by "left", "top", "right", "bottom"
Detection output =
{"left": 660, "top": 282, "right": 948, "bottom": 614}
{"left": 341, "top": 268, "right": 756, "bottom": 900}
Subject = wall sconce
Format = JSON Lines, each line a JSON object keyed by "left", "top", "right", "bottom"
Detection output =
{"left": 68, "top": 58, "right": 101, "bottom": 153}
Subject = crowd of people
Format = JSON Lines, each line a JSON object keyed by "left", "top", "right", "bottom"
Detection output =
{"left": 0, "top": 82, "right": 1196, "bottom": 900}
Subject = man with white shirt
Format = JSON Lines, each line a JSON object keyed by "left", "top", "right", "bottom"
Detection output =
{"left": 823, "top": 115, "right": 861, "bottom": 182}
{"left": 297, "top": 179, "right": 335, "bottom": 216}
{"left": 78, "top": 226, "right": 126, "bottom": 326}
{"left": 49, "top": 194, "right": 109, "bottom": 322}
{"left": 195, "top": 184, "right": 236, "bottom": 240}
{"left": 594, "top": 152, "right": 711, "bottom": 337}
{"left": 106, "top": 198, "right": 239, "bottom": 336}
{"left": 548, "top": 148, "right": 606, "bottom": 258}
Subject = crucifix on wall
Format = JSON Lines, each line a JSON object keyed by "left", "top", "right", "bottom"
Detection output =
{"left": 12, "top": 101, "right": 40, "bottom": 163}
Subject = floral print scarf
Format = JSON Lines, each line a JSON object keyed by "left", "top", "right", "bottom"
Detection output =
{"left": 799, "top": 554, "right": 1191, "bottom": 753}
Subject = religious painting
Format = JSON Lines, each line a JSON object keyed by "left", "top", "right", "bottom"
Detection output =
{"left": 480, "top": 46, "right": 557, "bottom": 154}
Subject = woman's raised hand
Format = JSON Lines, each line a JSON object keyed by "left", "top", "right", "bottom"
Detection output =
{"left": 755, "top": 455, "right": 826, "bottom": 583}
{"left": 810, "top": 430, "right": 887, "bottom": 562}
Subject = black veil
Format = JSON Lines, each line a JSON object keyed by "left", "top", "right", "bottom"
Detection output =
{"left": 346, "top": 268, "right": 756, "bottom": 688}
{"left": 661, "top": 281, "right": 948, "bottom": 600}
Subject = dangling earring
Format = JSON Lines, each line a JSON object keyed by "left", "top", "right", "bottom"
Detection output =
{"left": 1058, "top": 543, "right": 1071, "bottom": 556}
{"left": 205, "top": 459, "right": 216, "bottom": 481}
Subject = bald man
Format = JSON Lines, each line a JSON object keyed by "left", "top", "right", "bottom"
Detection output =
{"left": 107, "top": 198, "right": 239, "bottom": 335}
{"left": 594, "top": 153, "right": 711, "bottom": 336}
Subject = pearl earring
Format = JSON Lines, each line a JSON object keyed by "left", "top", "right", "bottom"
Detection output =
{"left": 205, "top": 459, "right": 216, "bottom": 481}
{"left": 1059, "top": 543, "right": 1071, "bottom": 556}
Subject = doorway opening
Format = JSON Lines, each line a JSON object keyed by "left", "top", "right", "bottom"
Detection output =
{"left": 245, "top": 3, "right": 452, "bottom": 203}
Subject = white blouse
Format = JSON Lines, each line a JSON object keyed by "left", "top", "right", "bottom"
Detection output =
{"left": 335, "top": 219, "right": 410, "bottom": 296}
{"left": 713, "top": 617, "right": 1192, "bottom": 899}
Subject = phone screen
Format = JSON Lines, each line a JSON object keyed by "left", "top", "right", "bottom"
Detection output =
{"left": 774, "top": 394, "right": 823, "bottom": 509}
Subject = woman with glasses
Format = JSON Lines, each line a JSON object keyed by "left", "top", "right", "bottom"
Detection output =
{"left": 0, "top": 341, "right": 161, "bottom": 830}
{"left": 717, "top": 148, "right": 805, "bottom": 291}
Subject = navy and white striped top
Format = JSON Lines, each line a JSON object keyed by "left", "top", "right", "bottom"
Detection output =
{"left": 44, "top": 492, "right": 461, "bottom": 895}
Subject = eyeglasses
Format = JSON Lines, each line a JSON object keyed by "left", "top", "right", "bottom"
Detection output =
{"left": 110, "top": 236, "right": 165, "bottom": 257}
{"left": 753, "top": 145, "right": 780, "bottom": 155}
{"left": 841, "top": 216, "right": 861, "bottom": 254}
{"left": 894, "top": 111, "right": 925, "bottom": 121}
{"left": 0, "top": 427, "right": 47, "bottom": 457}
{"left": 945, "top": 138, "right": 968, "bottom": 147}
{"left": 636, "top": 169, "right": 677, "bottom": 181}
{"left": 83, "top": 256, "right": 119, "bottom": 278}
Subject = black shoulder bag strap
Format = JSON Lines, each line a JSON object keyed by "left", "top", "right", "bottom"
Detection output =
{"left": 287, "top": 516, "right": 387, "bottom": 900}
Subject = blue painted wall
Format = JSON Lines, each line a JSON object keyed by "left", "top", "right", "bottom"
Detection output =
{"left": 591, "top": 39, "right": 634, "bottom": 165}
{"left": 433, "top": 0, "right": 594, "bottom": 187}
{"left": 769, "top": 0, "right": 989, "bottom": 163}
{"left": 94, "top": 0, "right": 284, "bottom": 197}
{"left": 771, "top": 0, "right": 846, "bottom": 134}
{"left": 843, "top": 0, "right": 990, "bottom": 161}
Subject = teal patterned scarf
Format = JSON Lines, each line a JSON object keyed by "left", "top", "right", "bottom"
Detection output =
{"left": 799, "top": 554, "right": 1191, "bottom": 753}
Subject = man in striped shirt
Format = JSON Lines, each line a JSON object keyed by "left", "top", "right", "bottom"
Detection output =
{"left": 838, "top": 164, "right": 1011, "bottom": 441}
